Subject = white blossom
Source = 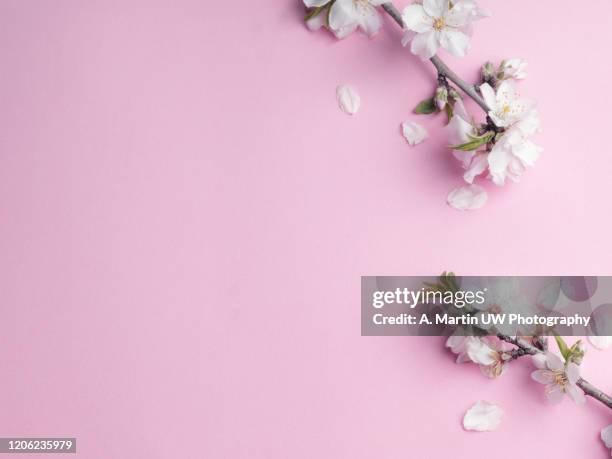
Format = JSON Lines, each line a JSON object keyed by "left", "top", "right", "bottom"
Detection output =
{"left": 449, "top": 82, "right": 543, "bottom": 186}
{"left": 465, "top": 336, "right": 514, "bottom": 378}
{"left": 531, "top": 352, "right": 585, "bottom": 405}
{"left": 304, "top": 0, "right": 385, "bottom": 38}
{"left": 401, "top": 0, "right": 487, "bottom": 59}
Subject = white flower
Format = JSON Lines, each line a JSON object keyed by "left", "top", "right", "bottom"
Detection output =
{"left": 481, "top": 81, "right": 530, "bottom": 128}
{"left": 336, "top": 84, "right": 361, "bottom": 115}
{"left": 401, "top": 120, "right": 428, "bottom": 145}
{"left": 601, "top": 425, "right": 612, "bottom": 455}
{"left": 479, "top": 81, "right": 543, "bottom": 186}
{"left": 447, "top": 184, "right": 487, "bottom": 210}
{"left": 304, "top": 0, "right": 385, "bottom": 38}
{"left": 401, "top": 0, "right": 487, "bottom": 59}
{"left": 446, "top": 335, "right": 480, "bottom": 363}
{"left": 500, "top": 58, "right": 528, "bottom": 80}
{"left": 588, "top": 335, "right": 612, "bottom": 350}
{"left": 463, "top": 401, "right": 504, "bottom": 432}
{"left": 465, "top": 336, "right": 514, "bottom": 378}
{"left": 531, "top": 352, "right": 585, "bottom": 405}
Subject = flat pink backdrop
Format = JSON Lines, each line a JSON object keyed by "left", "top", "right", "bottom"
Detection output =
{"left": 1, "top": 0, "right": 611, "bottom": 457}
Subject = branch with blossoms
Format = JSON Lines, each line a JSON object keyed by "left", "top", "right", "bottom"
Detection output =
{"left": 303, "top": 0, "right": 542, "bottom": 210}
{"left": 422, "top": 273, "right": 612, "bottom": 449}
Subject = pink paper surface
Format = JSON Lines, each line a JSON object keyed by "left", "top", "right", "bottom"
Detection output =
{"left": 0, "top": 0, "right": 611, "bottom": 457}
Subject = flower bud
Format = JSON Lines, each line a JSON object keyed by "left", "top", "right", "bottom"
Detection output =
{"left": 568, "top": 340, "right": 586, "bottom": 365}
{"left": 449, "top": 87, "right": 461, "bottom": 102}
{"left": 481, "top": 62, "right": 495, "bottom": 82}
{"left": 435, "top": 86, "right": 448, "bottom": 111}
{"left": 499, "top": 58, "right": 528, "bottom": 80}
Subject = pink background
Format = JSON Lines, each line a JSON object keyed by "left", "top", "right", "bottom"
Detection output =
{"left": 1, "top": 0, "right": 611, "bottom": 457}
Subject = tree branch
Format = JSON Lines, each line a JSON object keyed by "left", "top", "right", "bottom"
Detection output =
{"left": 497, "top": 334, "right": 612, "bottom": 410}
{"left": 381, "top": 2, "right": 490, "bottom": 112}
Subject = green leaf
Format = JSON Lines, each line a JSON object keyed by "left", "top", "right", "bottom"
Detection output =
{"left": 414, "top": 98, "right": 438, "bottom": 115}
{"left": 451, "top": 131, "right": 494, "bottom": 151}
{"left": 554, "top": 335, "right": 571, "bottom": 361}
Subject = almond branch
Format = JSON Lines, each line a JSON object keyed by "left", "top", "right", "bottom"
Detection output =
{"left": 381, "top": 2, "right": 490, "bottom": 112}
{"left": 497, "top": 333, "right": 612, "bottom": 410}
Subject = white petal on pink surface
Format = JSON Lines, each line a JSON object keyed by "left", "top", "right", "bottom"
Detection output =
{"left": 401, "top": 121, "right": 428, "bottom": 146}
{"left": 588, "top": 335, "right": 612, "bottom": 350}
{"left": 336, "top": 85, "right": 360, "bottom": 115}
{"left": 447, "top": 184, "right": 487, "bottom": 210}
{"left": 602, "top": 425, "right": 612, "bottom": 450}
{"left": 462, "top": 401, "right": 503, "bottom": 432}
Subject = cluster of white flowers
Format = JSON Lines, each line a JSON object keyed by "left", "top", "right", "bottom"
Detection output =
{"left": 303, "top": 0, "right": 543, "bottom": 210}
{"left": 449, "top": 79, "right": 543, "bottom": 187}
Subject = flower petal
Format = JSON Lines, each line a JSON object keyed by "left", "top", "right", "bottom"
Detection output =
{"left": 531, "top": 369, "right": 554, "bottom": 385}
{"left": 466, "top": 338, "right": 496, "bottom": 365}
{"left": 359, "top": 7, "right": 382, "bottom": 36}
{"left": 512, "top": 139, "right": 542, "bottom": 167}
{"left": 479, "top": 83, "right": 497, "bottom": 112}
{"left": 439, "top": 29, "right": 470, "bottom": 57}
{"left": 532, "top": 353, "right": 547, "bottom": 369}
{"left": 401, "top": 29, "right": 417, "bottom": 47}
{"left": 487, "top": 141, "right": 511, "bottom": 186}
{"left": 601, "top": 425, "right": 612, "bottom": 449}
{"left": 446, "top": 113, "right": 474, "bottom": 146}
{"left": 410, "top": 30, "right": 439, "bottom": 60}
{"left": 464, "top": 152, "right": 488, "bottom": 183}
{"left": 444, "top": 4, "right": 472, "bottom": 27}
{"left": 565, "top": 362, "right": 581, "bottom": 385}
{"left": 401, "top": 121, "right": 428, "bottom": 146}
{"left": 423, "top": 0, "right": 447, "bottom": 18}
{"left": 306, "top": 12, "right": 326, "bottom": 31}
{"left": 447, "top": 184, "right": 488, "bottom": 211}
{"left": 545, "top": 384, "right": 565, "bottom": 404}
{"left": 566, "top": 383, "right": 586, "bottom": 405}
{"left": 402, "top": 4, "right": 433, "bottom": 33}
{"left": 336, "top": 84, "right": 361, "bottom": 115}
{"left": 462, "top": 401, "right": 504, "bottom": 432}
{"left": 545, "top": 352, "right": 564, "bottom": 371}
{"left": 304, "top": 0, "right": 330, "bottom": 7}
{"left": 588, "top": 335, "right": 612, "bottom": 350}
{"left": 329, "top": 0, "right": 356, "bottom": 31}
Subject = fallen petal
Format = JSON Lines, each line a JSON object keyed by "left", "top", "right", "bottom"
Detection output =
{"left": 401, "top": 120, "right": 428, "bottom": 146}
{"left": 336, "top": 84, "right": 360, "bottom": 115}
{"left": 463, "top": 401, "right": 503, "bottom": 432}
{"left": 588, "top": 335, "right": 612, "bottom": 350}
{"left": 601, "top": 425, "right": 612, "bottom": 449}
{"left": 447, "top": 184, "right": 488, "bottom": 211}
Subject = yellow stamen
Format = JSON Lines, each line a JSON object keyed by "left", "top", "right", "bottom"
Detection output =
{"left": 433, "top": 17, "right": 446, "bottom": 31}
